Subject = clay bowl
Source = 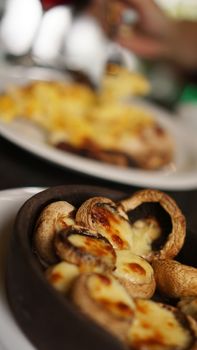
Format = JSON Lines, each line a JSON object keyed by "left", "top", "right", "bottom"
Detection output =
{"left": 6, "top": 185, "right": 197, "bottom": 350}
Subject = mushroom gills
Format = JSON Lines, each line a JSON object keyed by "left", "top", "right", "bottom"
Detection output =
{"left": 46, "top": 261, "right": 79, "bottom": 294}
{"left": 127, "top": 299, "right": 195, "bottom": 350}
{"left": 54, "top": 226, "right": 116, "bottom": 272}
{"left": 113, "top": 250, "right": 156, "bottom": 299}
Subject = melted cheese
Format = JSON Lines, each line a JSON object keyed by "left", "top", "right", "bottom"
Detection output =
{"left": 131, "top": 219, "right": 161, "bottom": 257}
{"left": 87, "top": 274, "right": 135, "bottom": 319}
{"left": 68, "top": 233, "right": 115, "bottom": 269}
{"left": 128, "top": 300, "right": 192, "bottom": 350}
{"left": 100, "top": 64, "right": 151, "bottom": 102}
{"left": 46, "top": 261, "right": 79, "bottom": 293}
{"left": 55, "top": 215, "right": 75, "bottom": 232}
{"left": 114, "top": 250, "right": 153, "bottom": 284}
{"left": 0, "top": 80, "right": 155, "bottom": 150}
{"left": 91, "top": 203, "right": 134, "bottom": 250}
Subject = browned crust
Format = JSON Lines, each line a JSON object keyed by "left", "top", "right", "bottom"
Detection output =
{"left": 34, "top": 201, "right": 75, "bottom": 265}
{"left": 152, "top": 259, "right": 197, "bottom": 298}
{"left": 71, "top": 273, "right": 134, "bottom": 342}
{"left": 75, "top": 196, "right": 130, "bottom": 250}
{"left": 76, "top": 196, "right": 128, "bottom": 228}
{"left": 54, "top": 226, "right": 116, "bottom": 273}
{"left": 121, "top": 189, "right": 186, "bottom": 261}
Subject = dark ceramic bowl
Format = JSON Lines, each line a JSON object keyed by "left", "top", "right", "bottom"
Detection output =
{"left": 6, "top": 185, "right": 197, "bottom": 350}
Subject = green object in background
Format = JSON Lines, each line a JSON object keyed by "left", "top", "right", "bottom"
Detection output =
{"left": 181, "top": 85, "right": 197, "bottom": 104}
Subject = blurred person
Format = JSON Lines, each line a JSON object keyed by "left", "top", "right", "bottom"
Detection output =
{"left": 91, "top": 0, "right": 197, "bottom": 72}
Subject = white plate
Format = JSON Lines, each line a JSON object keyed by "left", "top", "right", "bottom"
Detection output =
{"left": 0, "top": 187, "right": 44, "bottom": 350}
{"left": 0, "top": 66, "right": 197, "bottom": 190}
{"left": 1, "top": 102, "right": 197, "bottom": 190}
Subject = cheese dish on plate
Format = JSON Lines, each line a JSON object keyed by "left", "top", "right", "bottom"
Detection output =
{"left": 0, "top": 65, "right": 197, "bottom": 189}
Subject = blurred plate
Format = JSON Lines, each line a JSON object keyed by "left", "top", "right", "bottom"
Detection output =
{"left": 0, "top": 65, "right": 197, "bottom": 190}
{"left": 0, "top": 64, "right": 67, "bottom": 91}
{"left": 0, "top": 187, "right": 44, "bottom": 350}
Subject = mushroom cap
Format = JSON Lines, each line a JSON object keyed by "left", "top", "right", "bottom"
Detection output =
{"left": 152, "top": 259, "right": 197, "bottom": 298}
{"left": 34, "top": 201, "right": 75, "bottom": 265}
{"left": 54, "top": 225, "right": 116, "bottom": 273}
{"left": 71, "top": 272, "right": 135, "bottom": 341}
{"left": 113, "top": 250, "right": 156, "bottom": 299}
{"left": 76, "top": 196, "right": 134, "bottom": 250}
{"left": 121, "top": 189, "right": 186, "bottom": 261}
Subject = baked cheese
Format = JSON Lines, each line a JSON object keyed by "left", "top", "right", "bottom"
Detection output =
{"left": 87, "top": 273, "right": 135, "bottom": 319}
{"left": 114, "top": 250, "right": 153, "bottom": 284}
{"left": 90, "top": 202, "right": 134, "bottom": 250}
{"left": 128, "top": 300, "right": 192, "bottom": 350}
{"left": 130, "top": 218, "right": 161, "bottom": 257}
{"left": 67, "top": 232, "right": 115, "bottom": 271}
{"left": 46, "top": 261, "right": 79, "bottom": 293}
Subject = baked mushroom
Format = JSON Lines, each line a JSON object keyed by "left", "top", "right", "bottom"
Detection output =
{"left": 45, "top": 261, "right": 79, "bottom": 294}
{"left": 152, "top": 259, "right": 197, "bottom": 299}
{"left": 178, "top": 298, "right": 197, "bottom": 323}
{"left": 127, "top": 299, "right": 196, "bottom": 350}
{"left": 54, "top": 226, "right": 116, "bottom": 273}
{"left": 121, "top": 189, "right": 186, "bottom": 261}
{"left": 76, "top": 196, "right": 133, "bottom": 250}
{"left": 71, "top": 272, "right": 136, "bottom": 341}
{"left": 34, "top": 201, "right": 75, "bottom": 265}
{"left": 113, "top": 250, "right": 156, "bottom": 299}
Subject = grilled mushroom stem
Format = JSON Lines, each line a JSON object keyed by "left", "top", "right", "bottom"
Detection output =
{"left": 127, "top": 299, "right": 196, "bottom": 350}
{"left": 113, "top": 250, "right": 156, "bottom": 299}
{"left": 121, "top": 189, "right": 186, "bottom": 261}
{"left": 54, "top": 226, "right": 116, "bottom": 273}
{"left": 76, "top": 196, "right": 133, "bottom": 250}
{"left": 34, "top": 201, "right": 75, "bottom": 265}
{"left": 152, "top": 259, "right": 197, "bottom": 298}
{"left": 71, "top": 272, "right": 136, "bottom": 341}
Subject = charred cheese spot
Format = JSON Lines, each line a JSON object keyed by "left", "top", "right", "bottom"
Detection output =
{"left": 114, "top": 251, "right": 153, "bottom": 285}
{"left": 91, "top": 203, "right": 133, "bottom": 250}
{"left": 55, "top": 228, "right": 116, "bottom": 272}
{"left": 46, "top": 261, "right": 79, "bottom": 293}
{"left": 128, "top": 263, "right": 146, "bottom": 276}
{"left": 131, "top": 218, "right": 161, "bottom": 257}
{"left": 87, "top": 274, "right": 135, "bottom": 319}
{"left": 68, "top": 234, "right": 115, "bottom": 259}
{"left": 128, "top": 300, "right": 193, "bottom": 350}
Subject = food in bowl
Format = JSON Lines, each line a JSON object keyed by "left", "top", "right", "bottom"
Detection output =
{"left": 31, "top": 188, "right": 197, "bottom": 349}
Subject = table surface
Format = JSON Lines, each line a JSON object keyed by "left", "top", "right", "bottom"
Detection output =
{"left": 1, "top": 134, "right": 197, "bottom": 234}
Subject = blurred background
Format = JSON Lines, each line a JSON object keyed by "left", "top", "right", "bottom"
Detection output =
{"left": 0, "top": 0, "right": 196, "bottom": 126}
